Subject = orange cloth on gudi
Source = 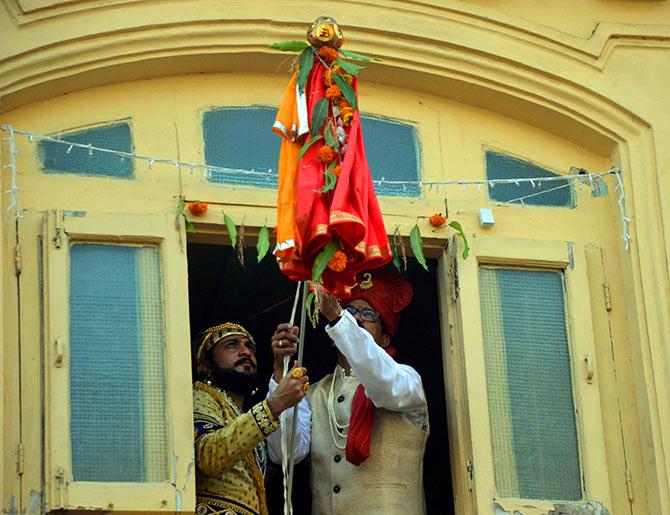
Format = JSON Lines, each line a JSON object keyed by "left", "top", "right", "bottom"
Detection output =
{"left": 273, "top": 57, "right": 391, "bottom": 296}
{"left": 272, "top": 72, "right": 305, "bottom": 261}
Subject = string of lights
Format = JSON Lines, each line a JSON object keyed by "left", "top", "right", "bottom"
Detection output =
{"left": 0, "top": 125, "right": 631, "bottom": 248}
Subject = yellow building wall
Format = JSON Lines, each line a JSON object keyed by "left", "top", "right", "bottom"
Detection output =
{"left": 1, "top": 1, "right": 669, "bottom": 514}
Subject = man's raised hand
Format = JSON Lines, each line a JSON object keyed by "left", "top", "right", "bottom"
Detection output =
{"left": 271, "top": 323, "right": 299, "bottom": 381}
{"left": 266, "top": 363, "right": 309, "bottom": 417}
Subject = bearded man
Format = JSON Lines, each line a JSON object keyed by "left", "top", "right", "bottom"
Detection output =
{"left": 193, "top": 322, "right": 309, "bottom": 515}
{"left": 267, "top": 268, "right": 429, "bottom": 514}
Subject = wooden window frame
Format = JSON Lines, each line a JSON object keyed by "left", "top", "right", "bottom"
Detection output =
{"left": 439, "top": 236, "right": 612, "bottom": 514}
{"left": 42, "top": 210, "right": 194, "bottom": 512}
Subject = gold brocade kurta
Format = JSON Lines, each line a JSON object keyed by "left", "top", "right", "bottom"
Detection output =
{"left": 193, "top": 381, "right": 280, "bottom": 515}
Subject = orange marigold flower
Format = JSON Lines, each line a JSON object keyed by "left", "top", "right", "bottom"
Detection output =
{"left": 332, "top": 164, "right": 341, "bottom": 177}
{"left": 323, "top": 70, "right": 333, "bottom": 87}
{"left": 188, "top": 202, "right": 208, "bottom": 216}
{"left": 318, "top": 145, "right": 335, "bottom": 163}
{"left": 339, "top": 100, "right": 351, "bottom": 110}
{"left": 325, "top": 84, "right": 341, "bottom": 101}
{"left": 429, "top": 213, "right": 447, "bottom": 227}
{"left": 341, "top": 108, "right": 354, "bottom": 126}
{"left": 318, "top": 46, "right": 339, "bottom": 63}
{"left": 327, "top": 250, "right": 348, "bottom": 272}
{"left": 342, "top": 73, "right": 353, "bottom": 84}
{"left": 332, "top": 64, "right": 342, "bottom": 73}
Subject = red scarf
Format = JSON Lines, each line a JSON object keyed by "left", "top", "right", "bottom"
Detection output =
{"left": 345, "top": 346, "right": 396, "bottom": 465}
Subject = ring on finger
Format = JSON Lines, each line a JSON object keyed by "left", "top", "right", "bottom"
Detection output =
{"left": 302, "top": 381, "right": 309, "bottom": 393}
{"left": 277, "top": 340, "right": 284, "bottom": 348}
{"left": 291, "top": 368, "right": 304, "bottom": 379}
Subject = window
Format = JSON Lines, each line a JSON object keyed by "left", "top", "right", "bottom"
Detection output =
{"left": 479, "top": 267, "right": 580, "bottom": 500}
{"left": 361, "top": 115, "right": 421, "bottom": 197}
{"left": 486, "top": 151, "right": 573, "bottom": 207}
{"left": 203, "top": 107, "right": 279, "bottom": 188}
{"left": 69, "top": 243, "right": 167, "bottom": 482}
{"left": 44, "top": 211, "right": 194, "bottom": 511}
{"left": 39, "top": 122, "right": 134, "bottom": 178}
{"left": 442, "top": 237, "right": 612, "bottom": 512}
{"left": 201, "top": 107, "right": 421, "bottom": 196}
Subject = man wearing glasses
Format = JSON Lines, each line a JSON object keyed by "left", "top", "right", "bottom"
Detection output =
{"left": 268, "top": 267, "right": 429, "bottom": 514}
{"left": 192, "top": 322, "right": 309, "bottom": 515}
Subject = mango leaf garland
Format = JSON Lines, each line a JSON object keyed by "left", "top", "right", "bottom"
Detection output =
{"left": 312, "top": 239, "right": 341, "bottom": 281}
{"left": 310, "top": 98, "right": 329, "bottom": 138}
{"left": 448, "top": 221, "right": 470, "bottom": 260}
{"left": 332, "top": 73, "right": 358, "bottom": 110}
{"left": 410, "top": 223, "right": 429, "bottom": 271}
{"left": 340, "top": 49, "right": 379, "bottom": 62}
{"left": 256, "top": 225, "right": 270, "bottom": 262}
{"left": 223, "top": 213, "right": 237, "bottom": 248}
{"left": 297, "top": 46, "right": 315, "bottom": 94}
{"left": 335, "top": 57, "right": 364, "bottom": 76}
{"left": 270, "top": 40, "right": 310, "bottom": 52}
{"left": 298, "top": 135, "right": 323, "bottom": 161}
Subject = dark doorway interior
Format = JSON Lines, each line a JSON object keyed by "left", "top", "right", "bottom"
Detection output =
{"left": 187, "top": 243, "right": 453, "bottom": 514}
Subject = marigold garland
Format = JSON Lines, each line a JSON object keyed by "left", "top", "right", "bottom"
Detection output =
{"left": 323, "top": 70, "right": 333, "bottom": 87}
{"left": 318, "top": 46, "right": 339, "bottom": 63}
{"left": 188, "top": 202, "right": 208, "bottom": 216}
{"left": 332, "top": 164, "right": 341, "bottom": 177}
{"left": 342, "top": 73, "right": 354, "bottom": 84}
{"left": 318, "top": 145, "right": 335, "bottom": 163}
{"left": 327, "top": 250, "right": 348, "bottom": 272}
{"left": 341, "top": 108, "right": 354, "bottom": 126}
{"left": 325, "top": 84, "right": 342, "bottom": 101}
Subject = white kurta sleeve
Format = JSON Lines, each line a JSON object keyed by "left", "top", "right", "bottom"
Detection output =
{"left": 325, "top": 310, "right": 427, "bottom": 412}
{"left": 265, "top": 377, "right": 312, "bottom": 464}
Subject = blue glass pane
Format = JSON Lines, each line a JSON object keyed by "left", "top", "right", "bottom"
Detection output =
{"left": 203, "top": 107, "right": 279, "bottom": 188}
{"left": 69, "top": 244, "right": 166, "bottom": 482}
{"left": 486, "top": 152, "right": 573, "bottom": 207}
{"left": 480, "top": 267, "right": 581, "bottom": 500}
{"left": 39, "top": 123, "right": 133, "bottom": 178}
{"left": 361, "top": 115, "right": 421, "bottom": 197}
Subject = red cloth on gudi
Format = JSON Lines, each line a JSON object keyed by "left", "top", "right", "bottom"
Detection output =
{"left": 276, "top": 57, "right": 391, "bottom": 296}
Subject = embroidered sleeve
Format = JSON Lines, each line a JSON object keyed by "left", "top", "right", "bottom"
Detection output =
{"left": 193, "top": 387, "right": 275, "bottom": 477}
{"left": 251, "top": 400, "right": 280, "bottom": 437}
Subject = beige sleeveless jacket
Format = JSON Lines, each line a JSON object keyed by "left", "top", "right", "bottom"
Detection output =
{"left": 308, "top": 373, "right": 428, "bottom": 514}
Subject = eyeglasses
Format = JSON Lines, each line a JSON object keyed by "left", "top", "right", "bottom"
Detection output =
{"left": 344, "top": 305, "right": 381, "bottom": 323}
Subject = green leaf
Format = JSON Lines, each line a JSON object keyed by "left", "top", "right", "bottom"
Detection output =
{"left": 340, "top": 49, "right": 379, "bottom": 62}
{"left": 185, "top": 218, "right": 195, "bottom": 233}
{"left": 297, "top": 46, "right": 315, "bottom": 94}
{"left": 448, "top": 221, "right": 470, "bottom": 260}
{"left": 335, "top": 57, "right": 364, "bottom": 76}
{"left": 310, "top": 98, "right": 329, "bottom": 137}
{"left": 306, "top": 290, "right": 316, "bottom": 321}
{"left": 332, "top": 73, "right": 358, "bottom": 110}
{"left": 270, "top": 40, "right": 309, "bottom": 52}
{"left": 223, "top": 213, "right": 237, "bottom": 248}
{"left": 312, "top": 239, "right": 340, "bottom": 281}
{"left": 391, "top": 226, "right": 402, "bottom": 271}
{"left": 256, "top": 225, "right": 270, "bottom": 262}
{"left": 410, "top": 223, "right": 429, "bottom": 271}
{"left": 319, "top": 162, "right": 338, "bottom": 193}
{"left": 324, "top": 120, "right": 336, "bottom": 148}
{"left": 297, "top": 134, "right": 323, "bottom": 161}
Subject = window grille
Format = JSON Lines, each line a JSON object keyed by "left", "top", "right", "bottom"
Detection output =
{"left": 69, "top": 243, "right": 167, "bottom": 482}
{"left": 39, "top": 122, "right": 133, "bottom": 178}
{"left": 479, "top": 266, "right": 581, "bottom": 500}
{"left": 486, "top": 151, "right": 573, "bottom": 207}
